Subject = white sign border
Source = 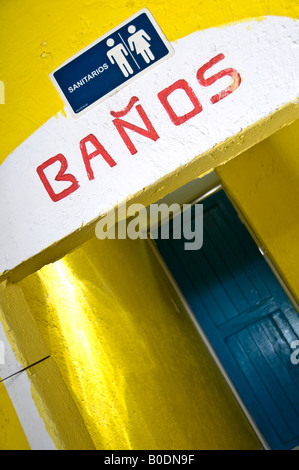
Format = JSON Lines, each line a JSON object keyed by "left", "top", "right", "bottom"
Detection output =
{"left": 49, "top": 8, "right": 175, "bottom": 119}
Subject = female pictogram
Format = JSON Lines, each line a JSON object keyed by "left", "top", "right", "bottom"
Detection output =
{"left": 106, "top": 38, "right": 134, "bottom": 78}
{"left": 127, "top": 25, "right": 155, "bottom": 64}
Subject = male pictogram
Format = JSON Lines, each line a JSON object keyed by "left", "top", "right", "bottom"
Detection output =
{"left": 106, "top": 38, "right": 134, "bottom": 78}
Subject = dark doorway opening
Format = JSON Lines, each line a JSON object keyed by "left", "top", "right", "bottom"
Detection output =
{"left": 156, "top": 189, "right": 299, "bottom": 450}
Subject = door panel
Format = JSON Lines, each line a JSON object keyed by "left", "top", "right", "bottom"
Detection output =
{"left": 156, "top": 189, "right": 299, "bottom": 450}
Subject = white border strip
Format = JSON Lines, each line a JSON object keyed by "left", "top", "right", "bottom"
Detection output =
{"left": 0, "top": 319, "right": 56, "bottom": 450}
{"left": 50, "top": 8, "right": 174, "bottom": 118}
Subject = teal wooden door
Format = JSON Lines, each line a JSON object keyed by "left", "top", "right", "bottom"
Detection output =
{"left": 156, "top": 189, "right": 299, "bottom": 450}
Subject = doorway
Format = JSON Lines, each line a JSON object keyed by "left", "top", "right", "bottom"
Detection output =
{"left": 155, "top": 188, "right": 299, "bottom": 450}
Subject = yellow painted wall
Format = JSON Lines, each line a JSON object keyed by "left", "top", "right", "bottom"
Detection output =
{"left": 0, "top": 292, "right": 96, "bottom": 450}
{"left": 217, "top": 118, "right": 299, "bottom": 308}
{"left": 0, "top": 0, "right": 298, "bottom": 450}
{"left": 0, "top": 0, "right": 298, "bottom": 165}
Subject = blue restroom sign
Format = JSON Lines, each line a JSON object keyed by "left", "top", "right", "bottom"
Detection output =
{"left": 50, "top": 9, "right": 174, "bottom": 117}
